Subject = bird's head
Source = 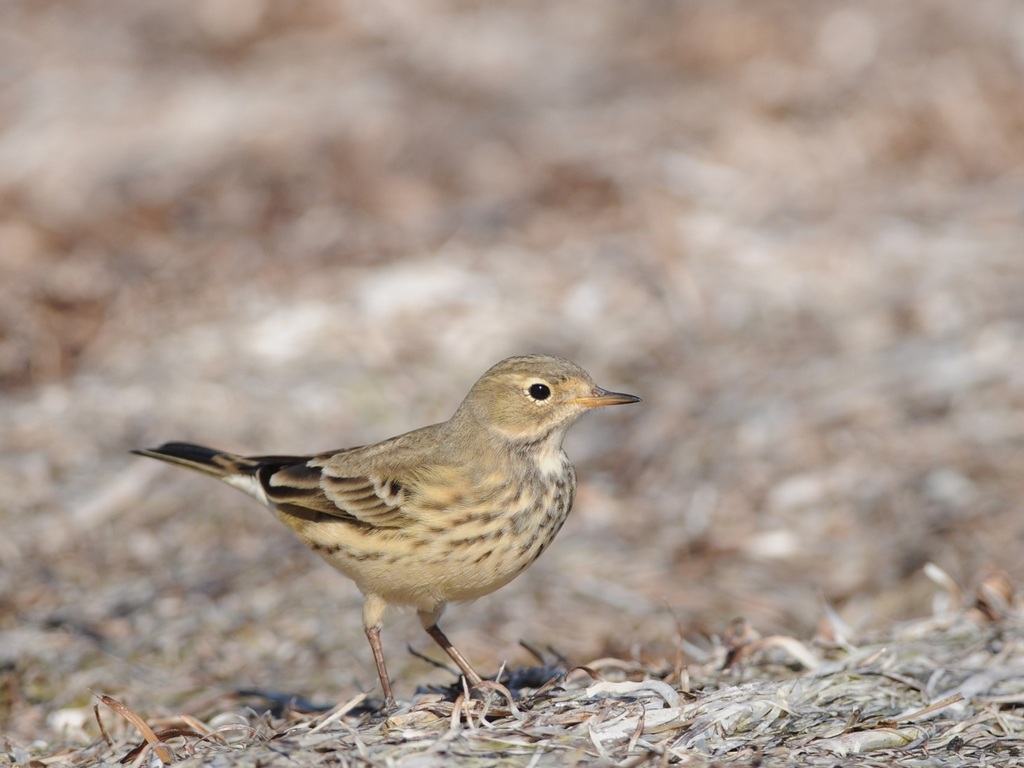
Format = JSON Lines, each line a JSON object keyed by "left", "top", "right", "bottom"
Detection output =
{"left": 453, "top": 354, "right": 640, "bottom": 445}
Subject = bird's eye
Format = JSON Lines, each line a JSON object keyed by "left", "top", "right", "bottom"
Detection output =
{"left": 528, "top": 383, "right": 551, "bottom": 401}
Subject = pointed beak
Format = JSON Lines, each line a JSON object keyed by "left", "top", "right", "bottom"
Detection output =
{"left": 572, "top": 386, "right": 642, "bottom": 408}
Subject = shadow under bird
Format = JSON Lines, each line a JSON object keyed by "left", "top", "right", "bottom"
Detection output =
{"left": 134, "top": 354, "right": 640, "bottom": 708}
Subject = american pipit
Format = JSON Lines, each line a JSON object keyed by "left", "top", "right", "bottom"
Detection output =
{"left": 134, "top": 354, "right": 639, "bottom": 707}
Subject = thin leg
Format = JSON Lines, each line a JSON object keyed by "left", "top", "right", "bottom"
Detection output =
{"left": 363, "top": 595, "right": 395, "bottom": 709}
{"left": 365, "top": 625, "right": 396, "bottom": 709}
{"left": 422, "top": 620, "right": 483, "bottom": 686}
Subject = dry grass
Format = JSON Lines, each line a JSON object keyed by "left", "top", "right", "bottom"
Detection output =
{"left": 23, "top": 570, "right": 1024, "bottom": 767}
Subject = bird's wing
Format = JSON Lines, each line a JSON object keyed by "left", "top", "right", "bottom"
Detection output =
{"left": 257, "top": 453, "right": 413, "bottom": 530}
{"left": 257, "top": 424, "right": 479, "bottom": 530}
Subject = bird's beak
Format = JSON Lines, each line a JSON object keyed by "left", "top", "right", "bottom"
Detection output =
{"left": 572, "top": 386, "right": 642, "bottom": 408}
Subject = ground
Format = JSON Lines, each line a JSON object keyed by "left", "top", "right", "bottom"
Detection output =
{"left": 2, "top": 2, "right": 1024, "bottom": 765}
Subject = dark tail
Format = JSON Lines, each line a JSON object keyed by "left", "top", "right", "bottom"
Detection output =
{"left": 131, "top": 442, "right": 260, "bottom": 479}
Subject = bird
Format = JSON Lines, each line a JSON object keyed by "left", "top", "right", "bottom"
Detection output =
{"left": 133, "top": 354, "right": 640, "bottom": 708}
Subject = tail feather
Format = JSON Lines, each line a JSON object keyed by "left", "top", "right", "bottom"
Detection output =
{"left": 132, "top": 442, "right": 260, "bottom": 478}
{"left": 133, "top": 442, "right": 323, "bottom": 507}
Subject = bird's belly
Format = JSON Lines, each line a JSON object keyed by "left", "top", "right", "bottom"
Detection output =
{"left": 301, "top": 477, "right": 573, "bottom": 610}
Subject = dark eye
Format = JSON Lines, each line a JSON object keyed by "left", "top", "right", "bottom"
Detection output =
{"left": 528, "top": 383, "right": 551, "bottom": 401}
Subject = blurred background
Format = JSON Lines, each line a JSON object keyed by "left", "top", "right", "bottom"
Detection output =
{"left": 3, "top": 0, "right": 1024, "bottom": 746}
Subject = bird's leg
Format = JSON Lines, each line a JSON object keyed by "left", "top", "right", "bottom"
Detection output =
{"left": 418, "top": 609, "right": 483, "bottom": 686}
{"left": 364, "top": 625, "right": 395, "bottom": 709}
{"left": 363, "top": 595, "right": 395, "bottom": 709}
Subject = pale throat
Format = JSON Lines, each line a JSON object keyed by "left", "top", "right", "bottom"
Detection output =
{"left": 531, "top": 434, "right": 570, "bottom": 477}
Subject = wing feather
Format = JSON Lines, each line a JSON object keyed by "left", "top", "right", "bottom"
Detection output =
{"left": 257, "top": 459, "right": 410, "bottom": 530}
